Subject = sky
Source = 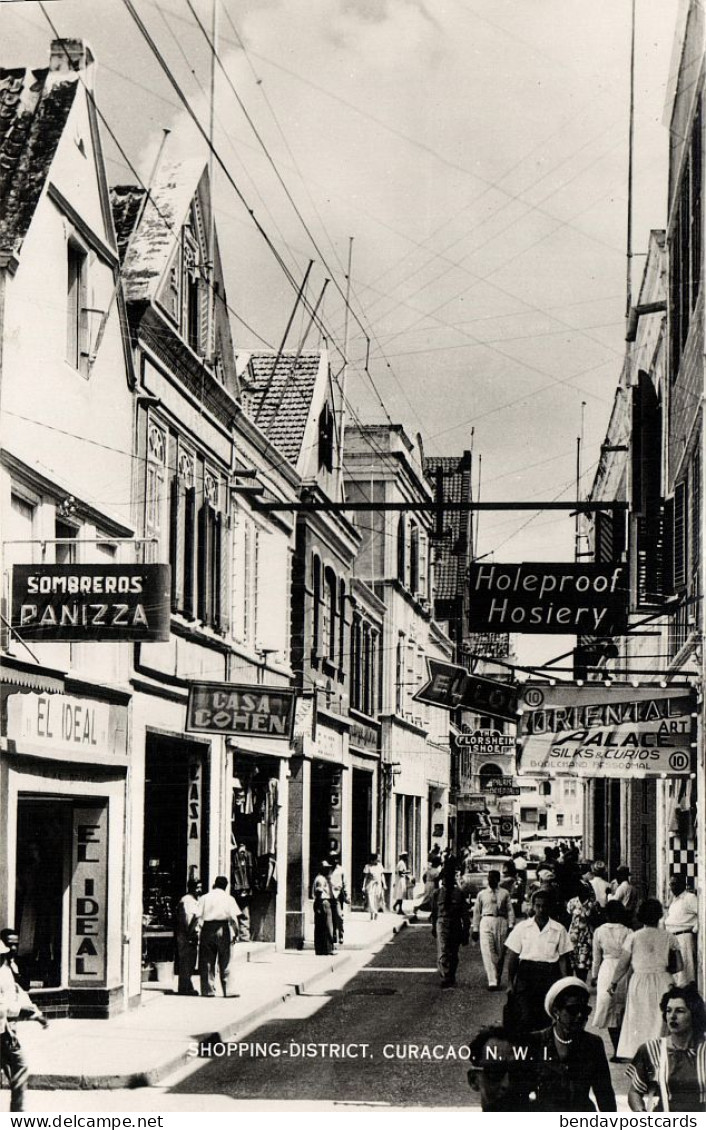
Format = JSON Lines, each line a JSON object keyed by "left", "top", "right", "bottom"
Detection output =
{"left": 2, "top": 0, "right": 683, "bottom": 668}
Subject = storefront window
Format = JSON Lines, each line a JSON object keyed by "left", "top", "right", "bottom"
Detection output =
{"left": 230, "top": 756, "right": 280, "bottom": 942}
{"left": 15, "top": 799, "right": 71, "bottom": 989}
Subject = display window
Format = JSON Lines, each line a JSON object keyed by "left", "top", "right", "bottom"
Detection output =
{"left": 230, "top": 755, "right": 279, "bottom": 942}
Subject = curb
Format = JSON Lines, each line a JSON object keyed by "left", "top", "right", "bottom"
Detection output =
{"left": 26, "top": 920, "right": 406, "bottom": 1090}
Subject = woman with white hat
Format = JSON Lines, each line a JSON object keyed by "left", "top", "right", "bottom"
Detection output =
{"left": 525, "top": 977, "right": 616, "bottom": 1111}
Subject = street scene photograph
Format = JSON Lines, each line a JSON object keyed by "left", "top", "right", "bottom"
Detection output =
{"left": 1, "top": 0, "right": 705, "bottom": 1117}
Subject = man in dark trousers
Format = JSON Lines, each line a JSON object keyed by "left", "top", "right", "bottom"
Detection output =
{"left": 0, "top": 934, "right": 48, "bottom": 1111}
{"left": 231, "top": 843, "right": 254, "bottom": 943}
{"left": 197, "top": 877, "right": 241, "bottom": 997}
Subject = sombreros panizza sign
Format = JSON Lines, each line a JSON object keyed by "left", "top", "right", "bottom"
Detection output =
{"left": 518, "top": 682, "right": 696, "bottom": 778}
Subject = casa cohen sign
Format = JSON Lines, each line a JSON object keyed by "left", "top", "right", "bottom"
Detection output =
{"left": 468, "top": 562, "right": 628, "bottom": 634}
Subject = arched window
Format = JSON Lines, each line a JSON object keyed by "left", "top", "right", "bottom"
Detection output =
{"left": 479, "top": 763, "right": 503, "bottom": 791}
{"left": 324, "top": 566, "right": 337, "bottom": 661}
{"left": 338, "top": 578, "right": 346, "bottom": 670}
{"left": 397, "top": 515, "right": 406, "bottom": 583}
{"left": 312, "top": 554, "right": 321, "bottom": 659}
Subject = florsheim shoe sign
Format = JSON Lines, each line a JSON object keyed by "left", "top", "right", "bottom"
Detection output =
{"left": 517, "top": 682, "right": 696, "bottom": 778}
{"left": 468, "top": 562, "right": 628, "bottom": 634}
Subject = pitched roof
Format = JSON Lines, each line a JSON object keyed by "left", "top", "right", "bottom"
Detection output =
{"left": 424, "top": 454, "right": 472, "bottom": 602}
{"left": 241, "top": 351, "right": 322, "bottom": 467}
{"left": 0, "top": 65, "right": 79, "bottom": 257}
{"left": 113, "top": 154, "right": 206, "bottom": 302}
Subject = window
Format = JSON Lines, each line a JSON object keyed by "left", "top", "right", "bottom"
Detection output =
{"left": 540, "top": 781, "right": 552, "bottom": 796}
{"left": 632, "top": 371, "right": 666, "bottom": 606}
{"left": 197, "top": 469, "right": 223, "bottom": 630}
{"left": 55, "top": 519, "right": 78, "bottom": 565}
{"left": 396, "top": 516, "right": 406, "bottom": 583}
{"left": 169, "top": 447, "right": 196, "bottom": 617}
{"left": 409, "top": 522, "right": 419, "bottom": 593}
{"left": 145, "top": 421, "right": 167, "bottom": 563}
{"left": 538, "top": 812, "right": 548, "bottom": 831}
{"left": 323, "top": 567, "right": 337, "bottom": 662}
{"left": 318, "top": 403, "right": 334, "bottom": 472}
{"left": 66, "top": 239, "right": 88, "bottom": 375}
{"left": 556, "top": 813, "right": 565, "bottom": 827}
{"left": 312, "top": 555, "right": 322, "bottom": 660}
{"left": 670, "top": 97, "right": 702, "bottom": 381}
{"left": 338, "top": 579, "right": 346, "bottom": 669}
{"left": 563, "top": 779, "right": 577, "bottom": 798}
{"left": 350, "top": 614, "right": 361, "bottom": 710}
{"left": 181, "top": 204, "right": 211, "bottom": 358}
{"left": 395, "top": 634, "right": 404, "bottom": 714}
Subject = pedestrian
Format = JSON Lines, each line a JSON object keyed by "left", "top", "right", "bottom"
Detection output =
{"left": 589, "top": 861, "right": 611, "bottom": 909}
{"left": 609, "top": 866, "right": 638, "bottom": 926}
{"left": 591, "top": 899, "right": 632, "bottom": 1060}
{"left": 312, "top": 860, "right": 336, "bottom": 955}
{"left": 174, "top": 877, "right": 201, "bottom": 995}
{"left": 231, "top": 842, "right": 254, "bottom": 942}
{"left": 362, "top": 853, "right": 386, "bottom": 920}
{"left": 567, "top": 879, "right": 598, "bottom": 981}
{"left": 197, "top": 876, "right": 241, "bottom": 997}
{"left": 627, "top": 985, "right": 706, "bottom": 1112}
{"left": 500, "top": 859, "right": 525, "bottom": 922}
{"left": 472, "top": 869, "right": 515, "bottom": 990}
{"left": 466, "top": 1026, "right": 526, "bottom": 1111}
{"left": 524, "top": 977, "right": 616, "bottom": 1111}
{"left": 329, "top": 852, "right": 348, "bottom": 945}
{"left": 416, "top": 852, "right": 442, "bottom": 913}
{"left": 431, "top": 857, "right": 470, "bottom": 988}
{"left": 392, "top": 851, "right": 410, "bottom": 915}
{"left": 504, "top": 889, "right": 573, "bottom": 1034}
{"left": 611, "top": 898, "right": 683, "bottom": 1060}
{"left": 0, "top": 930, "right": 29, "bottom": 992}
{"left": 0, "top": 935, "right": 48, "bottom": 1112}
{"left": 664, "top": 874, "right": 698, "bottom": 988}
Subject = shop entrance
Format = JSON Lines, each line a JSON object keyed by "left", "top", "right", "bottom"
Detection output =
{"left": 351, "top": 769, "right": 372, "bottom": 907}
{"left": 230, "top": 755, "right": 280, "bottom": 942}
{"left": 309, "top": 762, "right": 343, "bottom": 884}
{"left": 15, "top": 798, "right": 72, "bottom": 989}
{"left": 142, "top": 735, "right": 208, "bottom": 966}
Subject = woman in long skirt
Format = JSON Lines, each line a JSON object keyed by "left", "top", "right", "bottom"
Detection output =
{"left": 362, "top": 853, "right": 386, "bottom": 920}
{"left": 609, "top": 899, "right": 682, "bottom": 1060}
{"left": 392, "top": 852, "right": 410, "bottom": 914}
{"left": 312, "top": 861, "right": 335, "bottom": 955}
{"left": 591, "top": 900, "right": 632, "bottom": 1058}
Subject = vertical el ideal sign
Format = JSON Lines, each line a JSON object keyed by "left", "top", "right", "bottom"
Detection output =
{"left": 518, "top": 683, "right": 696, "bottom": 778}
{"left": 70, "top": 804, "right": 109, "bottom": 985}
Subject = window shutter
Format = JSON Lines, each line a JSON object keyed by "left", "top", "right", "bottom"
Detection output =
{"left": 662, "top": 495, "right": 675, "bottom": 595}
{"left": 198, "top": 277, "right": 211, "bottom": 358}
{"left": 674, "top": 480, "right": 687, "bottom": 589}
{"left": 217, "top": 513, "right": 230, "bottom": 636}
{"left": 183, "top": 486, "right": 196, "bottom": 618}
{"left": 212, "top": 510, "right": 222, "bottom": 630}
{"left": 169, "top": 476, "right": 184, "bottom": 610}
{"left": 197, "top": 503, "right": 209, "bottom": 623}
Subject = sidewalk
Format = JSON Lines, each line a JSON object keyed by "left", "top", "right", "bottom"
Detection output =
{"left": 19, "top": 912, "right": 406, "bottom": 1091}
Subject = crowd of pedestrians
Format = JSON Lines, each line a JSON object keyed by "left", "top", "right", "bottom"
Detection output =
{"left": 446, "top": 842, "right": 704, "bottom": 1113}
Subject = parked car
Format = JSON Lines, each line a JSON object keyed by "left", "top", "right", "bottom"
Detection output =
{"left": 460, "top": 853, "right": 537, "bottom": 907}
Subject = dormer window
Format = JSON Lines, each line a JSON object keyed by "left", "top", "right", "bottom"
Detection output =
{"left": 318, "top": 402, "right": 334, "bottom": 472}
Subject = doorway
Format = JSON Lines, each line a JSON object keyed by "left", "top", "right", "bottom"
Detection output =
{"left": 351, "top": 769, "right": 373, "bottom": 907}
{"left": 15, "top": 798, "right": 72, "bottom": 989}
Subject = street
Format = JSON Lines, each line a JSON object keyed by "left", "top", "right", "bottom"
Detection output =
{"left": 12, "top": 921, "right": 633, "bottom": 1112}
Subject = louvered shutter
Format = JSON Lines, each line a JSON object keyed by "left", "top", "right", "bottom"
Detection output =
{"left": 198, "top": 277, "right": 211, "bottom": 358}
{"left": 197, "top": 503, "right": 209, "bottom": 623}
{"left": 213, "top": 511, "right": 223, "bottom": 631}
{"left": 170, "top": 476, "right": 184, "bottom": 610}
{"left": 673, "top": 480, "right": 687, "bottom": 590}
{"left": 184, "top": 486, "right": 196, "bottom": 618}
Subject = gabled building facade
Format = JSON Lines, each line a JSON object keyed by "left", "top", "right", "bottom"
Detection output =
{"left": 0, "top": 40, "right": 136, "bottom": 1016}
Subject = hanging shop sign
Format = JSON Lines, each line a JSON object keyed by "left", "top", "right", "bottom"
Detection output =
{"left": 12, "top": 564, "right": 171, "bottom": 641}
{"left": 454, "top": 729, "right": 515, "bottom": 753}
{"left": 457, "top": 794, "right": 488, "bottom": 812}
{"left": 517, "top": 682, "right": 696, "bottom": 778}
{"left": 69, "top": 803, "right": 109, "bottom": 985}
{"left": 484, "top": 777, "right": 521, "bottom": 796}
{"left": 186, "top": 682, "right": 296, "bottom": 740}
{"left": 468, "top": 562, "right": 628, "bottom": 634}
{"left": 414, "top": 659, "right": 518, "bottom": 722}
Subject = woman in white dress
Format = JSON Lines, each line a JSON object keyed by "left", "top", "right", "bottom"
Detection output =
{"left": 362, "top": 853, "right": 386, "bottom": 920}
{"left": 591, "top": 899, "right": 632, "bottom": 1059}
{"left": 609, "top": 898, "right": 683, "bottom": 1060}
{"left": 392, "top": 852, "right": 410, "bottom": 914}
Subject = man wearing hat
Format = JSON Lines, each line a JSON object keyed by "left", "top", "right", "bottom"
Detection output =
{"left": 525, "top": 977, "right": 616, "bottom": 1111}
{"left": 0, "top": 933, "right": 48, "bottom": 1111}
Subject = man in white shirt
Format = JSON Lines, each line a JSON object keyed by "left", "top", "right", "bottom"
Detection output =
{"left": 197, "top": 876, "right": 241, "bottom": 997}
{"left": 329, "top": 852, "right": 347, "bottom": 947}
{"left": 504, "top": 890, "right": 573, "bottom": 1033}
{"left": 664, "top": 873, "right": 698, "bottom": 987}
{"left": 0, "top": 934, "right": 48, "bottom": 1111}
{"left": 472, "top": 870, "right": 515, "bottom": 990}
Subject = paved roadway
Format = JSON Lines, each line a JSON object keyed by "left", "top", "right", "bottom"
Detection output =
{"left": 170, "top": 921, "right": 503, "bottom": 1107}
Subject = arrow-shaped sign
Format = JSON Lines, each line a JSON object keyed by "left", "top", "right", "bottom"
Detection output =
{"left": 413, "top": 659, "right": 518, "bottom": 722}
